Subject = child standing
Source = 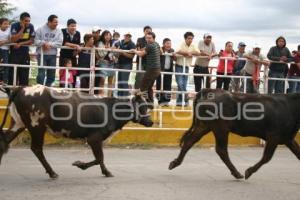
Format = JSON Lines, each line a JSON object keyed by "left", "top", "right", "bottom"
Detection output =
{"left": 112, "top": 31, "right": 120, "bottom": 48}
{"left": 59, "top": 58, "right": 77, "bottom": 88}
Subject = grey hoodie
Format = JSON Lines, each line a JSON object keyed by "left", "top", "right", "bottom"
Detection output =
{"left": 35, "top": 24, "right": 63, "bottom": 55}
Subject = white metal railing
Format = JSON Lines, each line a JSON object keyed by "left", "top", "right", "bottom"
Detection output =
{"left": 0, "top": 44, "right": 299, "bottom": 132}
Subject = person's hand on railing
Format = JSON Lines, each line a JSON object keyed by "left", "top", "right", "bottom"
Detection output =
{"left": 129, "top": 49, "right": 141, "bottom": 56}
{"left": 252, "top": 59, "right": 259, "bottom": 65}
{"left": 13, "top": 43, "right": 21, "bottom": 49}
{"left": 42, "top": 43, "right": 52, "bottom": 52}
{"left": 207, "top": 54, "right": 213, "bottom": 60}
{"left": 74, "top": 44, "right": 81, "bottom": 51}
{"left": 74, "top": 46, "right": 81, "bottom": 55}
{"left": 259, "top": 60, "right": 270, "bottom": 67}
{"left": 218, "top": 50, "right": 224, "bottom": 57}
{"left": 280, "top": 56, "right": 288, "bottom": 62}
{"left": 0, "top": 40, "right": 7, "bottom": 46}
{"left": 171, "top": 52, "right": 177, "bottom": 59}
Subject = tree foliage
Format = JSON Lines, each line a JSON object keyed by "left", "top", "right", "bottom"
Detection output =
{"left": 0, "top": 0, "right": 16, "bottom": 18}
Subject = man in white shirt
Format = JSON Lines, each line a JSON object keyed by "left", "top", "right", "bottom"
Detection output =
{"left": 175, "top": 32, "right": 199, "bottom": 106}
{"left": 243, "top": 44, "right": 269, "bottom": 93}
{"left": 194, "top": 33, "right": 217, "bottom": 92}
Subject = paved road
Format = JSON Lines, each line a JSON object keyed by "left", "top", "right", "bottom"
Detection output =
{"left": 0, "top": 147, "right": 300, "bottom": 200}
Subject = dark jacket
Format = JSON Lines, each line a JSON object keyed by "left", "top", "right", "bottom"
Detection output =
{"left": 60, "top": 28, "right": 81, "bottom": 59}
{"left": 267, "top": 36, "right": 293, "bottom": 73}
{"left": 136, "top": 37, "right": 147, "bottom": 65}
{"left": 160, "top": 48, "right": 174, "bottom": 72}
{"left": 78, "top": 50, "right": 91, "bottom": 75}
{"left": 118, "top": 39, "right": 136, "bottom": 65}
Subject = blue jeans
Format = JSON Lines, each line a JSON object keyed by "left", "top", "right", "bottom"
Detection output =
{"left": 99, "top": 61, "right": 115, "bottom": 77}
{"left": 287, "top": 76, "right": 300, "bottom": 93}
{"left": 37, "top": 55, "right": 57, "bottom": 86}
{"left": 245, "top": 72, "right": 259, "bottom": 94}
{"left": 268, "top": 70, "right": 285, "bottom": 94}
{"left": 0, "top": 49, "right": 9, "bottom": 83}
{"left": 117, "top": 63, "right": 132, "bottom": 97}
{"left": 175, "top": 65, "right": 189, "bottom": 105}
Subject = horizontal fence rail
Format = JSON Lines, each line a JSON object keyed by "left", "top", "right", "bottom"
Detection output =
{"left": 0, "top": 44, "right": 299, "bottom": 133}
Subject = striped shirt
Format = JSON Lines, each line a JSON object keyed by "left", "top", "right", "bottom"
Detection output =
{"left": 145, "top": 42, "right": 161, "bottom": 69}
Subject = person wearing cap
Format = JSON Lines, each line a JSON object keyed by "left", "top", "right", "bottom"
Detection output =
{"left": 134, "top": 25, "right": 152, "bottom": 89}
{"left": 267, "top": 36, "right": 293, "bottom": 94}
{"left": 243, "top": 44, "right": 269, "bottom": 93}
{"left": 59, "top": 18, "right": 81, "bottom": 88}
{"left": 116, "top": 32, "right": 136, "bottom": 97}
{"left": 194, "top": 33, "right": 217, "bottom": 92}
{"left": 287, "top": 45, "right": 300, "bottom": 93}
{"left": 232, "top": 42, "right": 247, "bottom": 92}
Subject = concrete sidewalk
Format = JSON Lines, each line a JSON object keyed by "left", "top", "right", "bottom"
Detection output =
{"left": 0, "top": 147, "right": 300, "bottom": 200}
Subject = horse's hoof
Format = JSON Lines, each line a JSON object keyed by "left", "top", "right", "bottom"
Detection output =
{"left": 49, "top": 172, "right": 59, "bottom": 179}
{"left": 72, "top": 161, "right": 88, "bottom": 170}
{"left": 103, "top": 171, "right": 114, "bottom": 177}
{"left": 232, "top": 172, "right": 244, "bottom": 179}
{"left": 169, "top": 160, "right": 179, "bottom": 170}
{"left": 245, "top": 169, "right": 253, "bottom": 180}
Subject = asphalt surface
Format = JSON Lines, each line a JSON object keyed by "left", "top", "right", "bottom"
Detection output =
{"left": 0, "top": 147, "right": 300, "bottom": 200}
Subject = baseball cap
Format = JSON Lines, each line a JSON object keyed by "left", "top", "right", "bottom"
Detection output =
{"left": 253, "top": 43, "right": 262, "bottom": 49}
{"left": 92, "top": 26, "right": 101, "bottom": 32}
{"left": 238, "top": 42, "right": 246, "bottom": 47}
{"left": 124, "top": 32, "right": 132, "bottom": 37}
{"left": 203, "top": 33, "right": 212, "bottom": 38}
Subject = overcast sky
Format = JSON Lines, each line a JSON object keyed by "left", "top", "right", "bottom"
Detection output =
{"left": 8, "top": 0, "right": 300, "bottom": 52}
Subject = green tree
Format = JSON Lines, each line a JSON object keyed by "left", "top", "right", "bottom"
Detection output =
{"left": 0, "top": 0, "right": 16, "bottom": 18}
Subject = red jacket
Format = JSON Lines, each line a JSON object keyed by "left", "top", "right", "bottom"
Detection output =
{"left": 217, "top": 51, "right": 236, "bottom": 74}
{"left": 288, "top": 55, "right": 300, "bottom": 77}
{"left": 59, "top": 68, "right": 77, "bottom": 84}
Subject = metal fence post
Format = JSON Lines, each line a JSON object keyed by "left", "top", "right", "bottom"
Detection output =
{"left": 138, "top": 56, "right": 142, "bottom": 71}
{"left": 89, "top": 47, "right": 96, "bottom": 94}
{"left": 263, "top": 65, "right": 268, "bottom": 94}
{"left": 182, "top": 57, "right": 186, "bottom": 107}
{"left": 224, "top": 57, "right": 228, "bottom": 76}
{"left": 13, "top": 65, "right": 17, "bottom": 86}
{"left": 65, "top": 68, "right": 69, "bottom": 89}
{"left": 40, "top": 46, "right": 44, "bottom": 67}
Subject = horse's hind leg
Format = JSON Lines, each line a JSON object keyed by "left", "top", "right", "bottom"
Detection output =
{"left": 169, "top": 122, "right": 210, "bottom": 170}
